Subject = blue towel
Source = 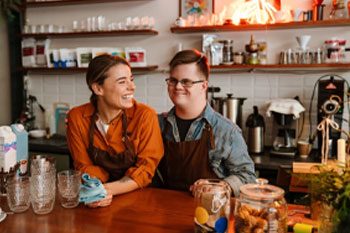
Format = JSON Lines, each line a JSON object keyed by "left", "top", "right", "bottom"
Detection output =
{"left": 79, "top": 173, "right": 107, "bottom": 204}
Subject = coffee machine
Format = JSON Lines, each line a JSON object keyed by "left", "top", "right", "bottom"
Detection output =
{"left": 270, "top": 112, "right": 297, "bottom": 157}
{"left": 267, "top": 98, "right": 305, "bottom": 158}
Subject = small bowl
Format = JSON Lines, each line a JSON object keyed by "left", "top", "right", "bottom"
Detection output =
{"left": 29, "top": 130, "right": 46, "bottom": 138}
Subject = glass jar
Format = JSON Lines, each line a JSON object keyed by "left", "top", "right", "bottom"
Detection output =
{"left": 233, "top": 52, "right": 244, "bottom": 64}
{"left": 194, "top": 179, "right": 231, "bottom": 233}
{"left": 247, "top": 52, "right": 259, "bottom": 65}
{"left": 234, "top": 179, "right": 288, "bottom": 233}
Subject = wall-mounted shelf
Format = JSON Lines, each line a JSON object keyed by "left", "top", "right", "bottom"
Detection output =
{"left": 210, "top": 63, "right": 350, "bottom": 73}
{"left": 22, "top": 66, "right": 159, "bottom": 74}
{"left": 171, "top": 19, "right": 350, "bottom": 33}
{"left": 21, "top": 29, "right": 158, "bottom": 39}
{"left": 25, "top": 0, "right": 152, "bottom": 8}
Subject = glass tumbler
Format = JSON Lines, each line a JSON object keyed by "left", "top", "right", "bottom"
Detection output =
{"left": 30, "top": 155, "right": 56, "bottom": 176}
{"left": 194, "top": 179, "right": 231, "bottom": 233}
{"left": 57, "top": 170, "right": 81, "bottom": 208}
{"left": 6, "top": 176, "right": 30, "bottom": 213}
{"left": 30, "top": 172, "right": 56, "bottom": 215}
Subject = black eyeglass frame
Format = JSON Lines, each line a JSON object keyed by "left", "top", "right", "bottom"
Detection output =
{"left": 165, "top": 78, "right": 205, "bottom": 87}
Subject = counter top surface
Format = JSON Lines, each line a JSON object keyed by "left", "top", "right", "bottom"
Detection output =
{"left": 29, "top": 136, "right": 318, "bottom": 170}
{"left": 0, "top": 187, "right": 313, "bottom": 233}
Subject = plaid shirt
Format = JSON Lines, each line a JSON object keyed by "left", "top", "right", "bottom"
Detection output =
{"left": 158, "top": 103, "right": 256, "bottom": 196}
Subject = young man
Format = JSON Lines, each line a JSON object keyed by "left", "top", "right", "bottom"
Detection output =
{"left": 156, "top": 49, "right": 256, "bottom": 196}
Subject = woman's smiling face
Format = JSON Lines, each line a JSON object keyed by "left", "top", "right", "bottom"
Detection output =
{"left": 97, "top": 64, "right": 135, "bottom": 110}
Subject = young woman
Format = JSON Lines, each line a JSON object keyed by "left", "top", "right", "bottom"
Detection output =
{"left": 67, "top": 54, "right": 163, "bottom": 207}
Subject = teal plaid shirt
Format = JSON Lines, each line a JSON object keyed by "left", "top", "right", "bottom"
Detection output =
{"left": 158, "top": 103, "right": 256, "bottom": 196}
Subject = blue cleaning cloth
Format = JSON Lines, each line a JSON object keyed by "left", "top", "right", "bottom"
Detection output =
{"left": 79, "top": 173, "right": 107, "bottom": 204}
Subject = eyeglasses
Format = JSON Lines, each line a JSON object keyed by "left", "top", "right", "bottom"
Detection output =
{"left": 165, "top": 77, "right": 204, "bottom": 88}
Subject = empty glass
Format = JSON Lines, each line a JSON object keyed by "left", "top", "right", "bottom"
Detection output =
{"left": 6, "top": 176, "right": 30, "bottom": 213}
{"left": 57, "top": 170, "right": 81, "bottom": 208}
{"left": 30, "top": 155, "right": 56, "bottom": 176}
{"left": 30, "top": 173, "right": 56, "bottom": 215}
{"left": 30, "top": 155, "right": 56, "bottom": 215}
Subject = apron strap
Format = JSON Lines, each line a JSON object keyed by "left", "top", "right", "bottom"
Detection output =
{"left": 88, "top": 112, "right": 98, "bottom": 152}
{"left": 121, "top": 112, "right": 136, "bottom": 155}
{"left": 203, "top": 122, "right": 215, "bottom": 150}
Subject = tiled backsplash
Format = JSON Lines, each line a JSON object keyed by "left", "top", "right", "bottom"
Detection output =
{"left": 28, "top": 71, "right": 350, "bottom": 145}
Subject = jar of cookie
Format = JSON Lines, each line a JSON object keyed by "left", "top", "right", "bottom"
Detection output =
{"left": 234, "top": 178, "right": 287, "bottom": 233}
{"left": 194, "top": 179, "right": 231, "bottom": 233}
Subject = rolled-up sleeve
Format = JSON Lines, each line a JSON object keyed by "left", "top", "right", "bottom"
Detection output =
{"left": 125, "top": 109, "right": 164, "bottom": 187}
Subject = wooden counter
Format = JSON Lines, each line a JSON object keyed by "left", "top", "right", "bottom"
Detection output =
{"left": 0, "top": 188, "right": 196, "bottom": 233}
{"left": 0, "top": 187, "right": 315, "bottom": 233}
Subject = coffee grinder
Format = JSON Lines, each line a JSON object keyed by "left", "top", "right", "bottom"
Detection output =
{"left": 267, "top": 98, "right": 305, "bottom": 158}
{"left": 316, "top": 76, "right": 345, "bottom": 158}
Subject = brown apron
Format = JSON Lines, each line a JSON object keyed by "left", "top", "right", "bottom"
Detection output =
{"left": 159, "top": 121, "right": 218, "bottom": 190}
{"left": 87, "top": 112, "right": 137, "bottom": 182}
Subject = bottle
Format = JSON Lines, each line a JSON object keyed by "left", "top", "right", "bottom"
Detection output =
{"left": 246, "top": 106, "right": 265, "bottom": 154}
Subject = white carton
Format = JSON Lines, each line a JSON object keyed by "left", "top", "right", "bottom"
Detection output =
{"left": 0, "top": 126, "right": 17, "bottom": 172}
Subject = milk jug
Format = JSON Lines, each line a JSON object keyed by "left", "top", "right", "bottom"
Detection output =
{"left": 0, "top": 126, "right": 17, "bottom": 172}
{"left": 11, "top": 124, "right": 28, "bottom": 175}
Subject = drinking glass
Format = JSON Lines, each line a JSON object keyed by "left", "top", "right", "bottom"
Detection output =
{"left": 30, "top": 155, "right": 56, "bottom": 176}
{"left": 6, "top": 176, "right": 30, "bottom": 213}
{"left": 57, "top": 170, "right": 81, "bottom": 208}
{"left": 30, "top": 155, "right": 56, "bottom": 215}
{"left": 30, "top": 173, "right": 56, "bottom": 215}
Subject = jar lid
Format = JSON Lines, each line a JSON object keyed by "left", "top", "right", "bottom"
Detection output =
{"left": 239, "top": 179, "right": 284, "bottom": 201}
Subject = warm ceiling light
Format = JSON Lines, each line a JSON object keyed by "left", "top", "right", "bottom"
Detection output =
{"left": 228, "top": 0, "right": 278, "bottom": 25}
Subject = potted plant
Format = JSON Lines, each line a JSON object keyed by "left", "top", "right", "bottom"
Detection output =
{"left": 310, "top": 165, "right": 350, "bottom": 233}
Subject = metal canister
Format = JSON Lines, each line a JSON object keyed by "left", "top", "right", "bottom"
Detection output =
{"left": 220, "top": 40, "right": 233, "bottom": 64}
{"left": 246, "top": 106, "right": 265, "bottom": 154}
{"left": 226, "top": 94, "right": 246, "bottom": 128}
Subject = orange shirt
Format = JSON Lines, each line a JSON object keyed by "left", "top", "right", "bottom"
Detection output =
{"left": 66, "top": 100, "right": 164, "bottom": 187}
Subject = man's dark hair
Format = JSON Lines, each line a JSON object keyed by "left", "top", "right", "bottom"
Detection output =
{"left": 169, "top": 49, "right": 209, "bottom": 80}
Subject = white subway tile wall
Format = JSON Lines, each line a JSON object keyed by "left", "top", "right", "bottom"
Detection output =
{"left": 28, "top": 71, "right": 350, "bottom": 146}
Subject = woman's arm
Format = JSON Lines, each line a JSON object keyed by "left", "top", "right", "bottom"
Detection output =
{"left": 66, "top": 108, "right": 109, "bottom": 182}
{"left": 124, "top": 107, "right": 164, "bottom": 187}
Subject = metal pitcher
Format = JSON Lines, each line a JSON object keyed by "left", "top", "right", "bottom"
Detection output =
{"left": 226, "top": 94, "right": 246, "bottom": 128}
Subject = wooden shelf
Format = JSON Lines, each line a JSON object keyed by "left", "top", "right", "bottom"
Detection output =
{"left": 25, "top": 0, "right": 152, "bottom": 7}
{"left": 22, "top": 66, "right": 158, "bottom": 74}
{"left": 210, "top": 63, "right": 350, "bottom": 72}
{"left": 171, "top": 19, "right": 350, "bottom": 33}
{"left": 21, "top": 29, "right": 158, "bottom": 39}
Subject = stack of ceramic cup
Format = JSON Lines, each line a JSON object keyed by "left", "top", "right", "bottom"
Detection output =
{"left": 30, "top": 155, "right": 56, "bottom": 215}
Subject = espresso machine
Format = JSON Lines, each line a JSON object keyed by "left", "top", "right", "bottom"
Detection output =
{"left": 270, "top": 112, "right": 297, "bottom": 157}
{"left": 267, "top": 98, "right": 305, "bottom": 157}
